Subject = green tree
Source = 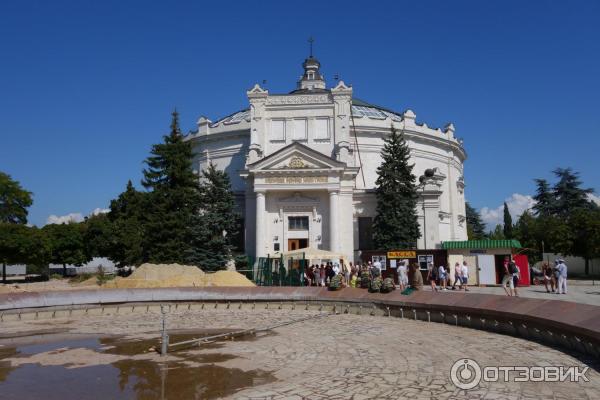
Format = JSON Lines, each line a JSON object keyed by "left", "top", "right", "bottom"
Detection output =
{"left": 552, "top": 168, "right": 594, "bottom": 216}
{"left": 465, "top": 202, "right": 487, "bottom": 240}
{"left": 83, "top": 212, "right": 113, "bottom": 259}
{"left": 42, "top": 222, "right": 89, "bottom": 276}
{"left": 0, "top": 172, "right": 33, "bottom": 224}
{"left": 532, "top": 178, "right": 555, "bottom": 217}
{"left": 566, "top": 209, "right": 600, "bottom": 275}
{"left": 513, "top": 210, "right": 539, "bottom": 263}
{"left": 372, "top": 127, "right": 420, "bottom": 249}
{"left": 503, "top": 202, "right": 513, "bottom": 239}
{"left": 186, "top": 164, "right": 239, "bottom": 271}
{"left": 141, "top": 110, "right": 199, "bottom": 264}
{"left": 107, "top": 181, "right": 147, "bottom": 267}
{"left": 0, "top": 224, "right": 50, "bottom": 282}
{"left": 488, "top": 224, "right": 505, "bottom": 240}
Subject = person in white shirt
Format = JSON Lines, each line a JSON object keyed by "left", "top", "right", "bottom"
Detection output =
{"left": 557, "top": 259, "right": 568, "bottom": 294}
{"left": 461, "top": 261, "right": 469, "bottom": 291}
{"left": 438, "top": 265, "right": 448, "bottom": 290}
{"left": 397, "top": 259, "right": 409, "bottom": 291}
{"left": 332, "top": 263, "right": 340, "bottom": 276}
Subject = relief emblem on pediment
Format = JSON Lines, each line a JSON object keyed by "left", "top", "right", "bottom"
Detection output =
{"left": 288, "top": 156, "right": 306, "bottom": 169}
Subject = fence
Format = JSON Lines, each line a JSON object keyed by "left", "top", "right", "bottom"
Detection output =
{"left": 252, "top": 255, "right": 308, "bottom": 287}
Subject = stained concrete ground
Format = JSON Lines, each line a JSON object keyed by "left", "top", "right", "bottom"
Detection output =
{"left": 1, "top": 308, "right": 599, "bottom": 399}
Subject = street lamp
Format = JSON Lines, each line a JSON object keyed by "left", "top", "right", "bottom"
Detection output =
{"left": 418, "top": 169, "right": 435, "bottom": 249}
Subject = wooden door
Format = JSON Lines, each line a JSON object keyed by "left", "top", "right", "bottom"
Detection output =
{"left": 288, "top": 239, "right": 300, "bottom": 251}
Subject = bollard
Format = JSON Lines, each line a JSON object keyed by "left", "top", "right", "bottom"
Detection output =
{"left": 426, "top": 311, "right": 430, "bottom": 322}
{"left": 413, "top": 309, "right": 417, "bottom": 320}
{"left": 160, "top": 305, "right": 169, "bottom": 357}
{"left": 386, "top": 307, "right": 390, "bottom": 317}
{"left": 400, "top": 308, "right": 404, "bottom": 319}
{"left": 453, "top": 314, "right": 458, "bottom": 326}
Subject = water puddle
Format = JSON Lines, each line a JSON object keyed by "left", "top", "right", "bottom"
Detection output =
{"left": 0, "top": 329, "right": 276, "bottom": 399}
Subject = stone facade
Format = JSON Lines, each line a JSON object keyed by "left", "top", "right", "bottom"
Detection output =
{"left": 185, "top": 56, "right": 468, "bottom": 262}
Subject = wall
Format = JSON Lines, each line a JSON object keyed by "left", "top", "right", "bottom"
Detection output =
{"left": 542, "top": 253, "right": 600, "bottom": 276}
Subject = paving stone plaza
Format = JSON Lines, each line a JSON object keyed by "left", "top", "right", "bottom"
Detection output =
{"left": 1, "top": 307, "right": 599, "bottom": 399}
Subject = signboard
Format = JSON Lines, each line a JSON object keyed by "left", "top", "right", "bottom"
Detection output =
{"left": 387, "top": 251, "right": 416, "bottom": 259}
{"left": 470, "top": 249, "right": 487, "bottom": 254}
{"left": 265, "top": 176, "right": 327, "bottom": 184}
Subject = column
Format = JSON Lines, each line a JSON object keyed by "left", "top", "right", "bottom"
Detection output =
{"left": 255, "top": 191, "right": 265, "bottom": 259}
{"left": 329, "top": 190, "right": 339, "bottom": 252}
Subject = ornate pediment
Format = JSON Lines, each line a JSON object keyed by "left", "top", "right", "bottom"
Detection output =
{"left": 269, "top": 155, "right": 318, "bottom": 170}
{"left": 247, "top": 142, "right": 347, "bottom": 173}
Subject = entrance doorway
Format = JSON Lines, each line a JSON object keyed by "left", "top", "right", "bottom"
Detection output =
{"left": 288, "top": 239, "right": 308, "bottom": 251}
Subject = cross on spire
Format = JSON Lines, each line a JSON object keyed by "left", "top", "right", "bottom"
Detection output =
{"left": 308, "top": 36, "right": 314, "bottom": 57}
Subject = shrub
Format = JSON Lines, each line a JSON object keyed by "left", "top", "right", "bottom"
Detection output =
{"left": 96, "top": 265, "right": 114, "bottom": 286}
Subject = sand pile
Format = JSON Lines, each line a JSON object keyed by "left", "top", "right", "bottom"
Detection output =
{"left": 102, "top": 263, "right": 254, "bottom": 288}
{"left": 203, "top": 270, "right": 255, "bottom": 287}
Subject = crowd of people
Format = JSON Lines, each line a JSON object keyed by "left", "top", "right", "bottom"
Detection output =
{"left": 301, "top": 256, "right": 569, "bottom": 296}
{"left": 302, "top": 259, "right": 459, "bottom": 293}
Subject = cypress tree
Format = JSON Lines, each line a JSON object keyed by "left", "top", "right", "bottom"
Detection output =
{"left": 372, "top": 126, "right": 420, "bottom": 249}
{"left": 503, "top": 202, "right": 513, "bottom": 239}
{"left": 186, "top": 163, "right": 239, "bottom": 271}
{"left": 465, "top": 202, "right": 487, "bottom": 240}
{"left": 142, "top": 110, "right": 199, "bottom": 264}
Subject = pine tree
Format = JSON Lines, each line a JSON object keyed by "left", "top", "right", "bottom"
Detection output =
{"left": 372, "top": 126, "right": 420, "bottom": 249}
{"left": 532, "top": 178, "right": 555, "bottom": 216}
{"left": 465, "top": 202, "right": 487, "bottom": 240}
{"left": 186, "top": 163, "right": 239, "bottom": 270}
{"left": 552, "top": 168, "right": 594, "bottom": 216}
{"left": 503, "top": 202, "right": 513, "bottom": 239}
{"left": 142, "top": 110, "right": 200, "bottom": 264}
{"left": 107, "top": 180, "right": 147, "bottom": 267}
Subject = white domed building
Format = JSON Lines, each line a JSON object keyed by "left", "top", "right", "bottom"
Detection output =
{"left": 185, "top": 55, "right": 467, "bottom": 263}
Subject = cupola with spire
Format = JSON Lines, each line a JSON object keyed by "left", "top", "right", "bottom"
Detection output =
{"left": 295, "top": 37, "right": 327, "bottom": 92}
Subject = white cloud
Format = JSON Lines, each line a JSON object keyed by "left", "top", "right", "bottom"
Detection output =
{"left": 45, "top": 207, "right": 110, "bottom": 225}
{"left": 480, "top": 193, "right": 536, "bottom": 230}
{"left": 589, "top": 193, "right": 600, "bottom": 206}
{"left": 91, "top": 208, "right": 110, "bottom": 216}
{"left": 46, "top": 213, "right": 84, "bottom": 225}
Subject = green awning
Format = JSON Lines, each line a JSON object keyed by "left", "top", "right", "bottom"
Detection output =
{"left": 442, "top": 240, "right": 522, "bottom": 250}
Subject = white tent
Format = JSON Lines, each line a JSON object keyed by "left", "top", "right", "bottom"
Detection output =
{"left": 281, "top": 247, "right": 344, "bottom": 261}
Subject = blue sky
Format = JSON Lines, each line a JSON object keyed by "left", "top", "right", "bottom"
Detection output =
{"left": 1, "top": 0, "right": 599, "bottom": 228}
